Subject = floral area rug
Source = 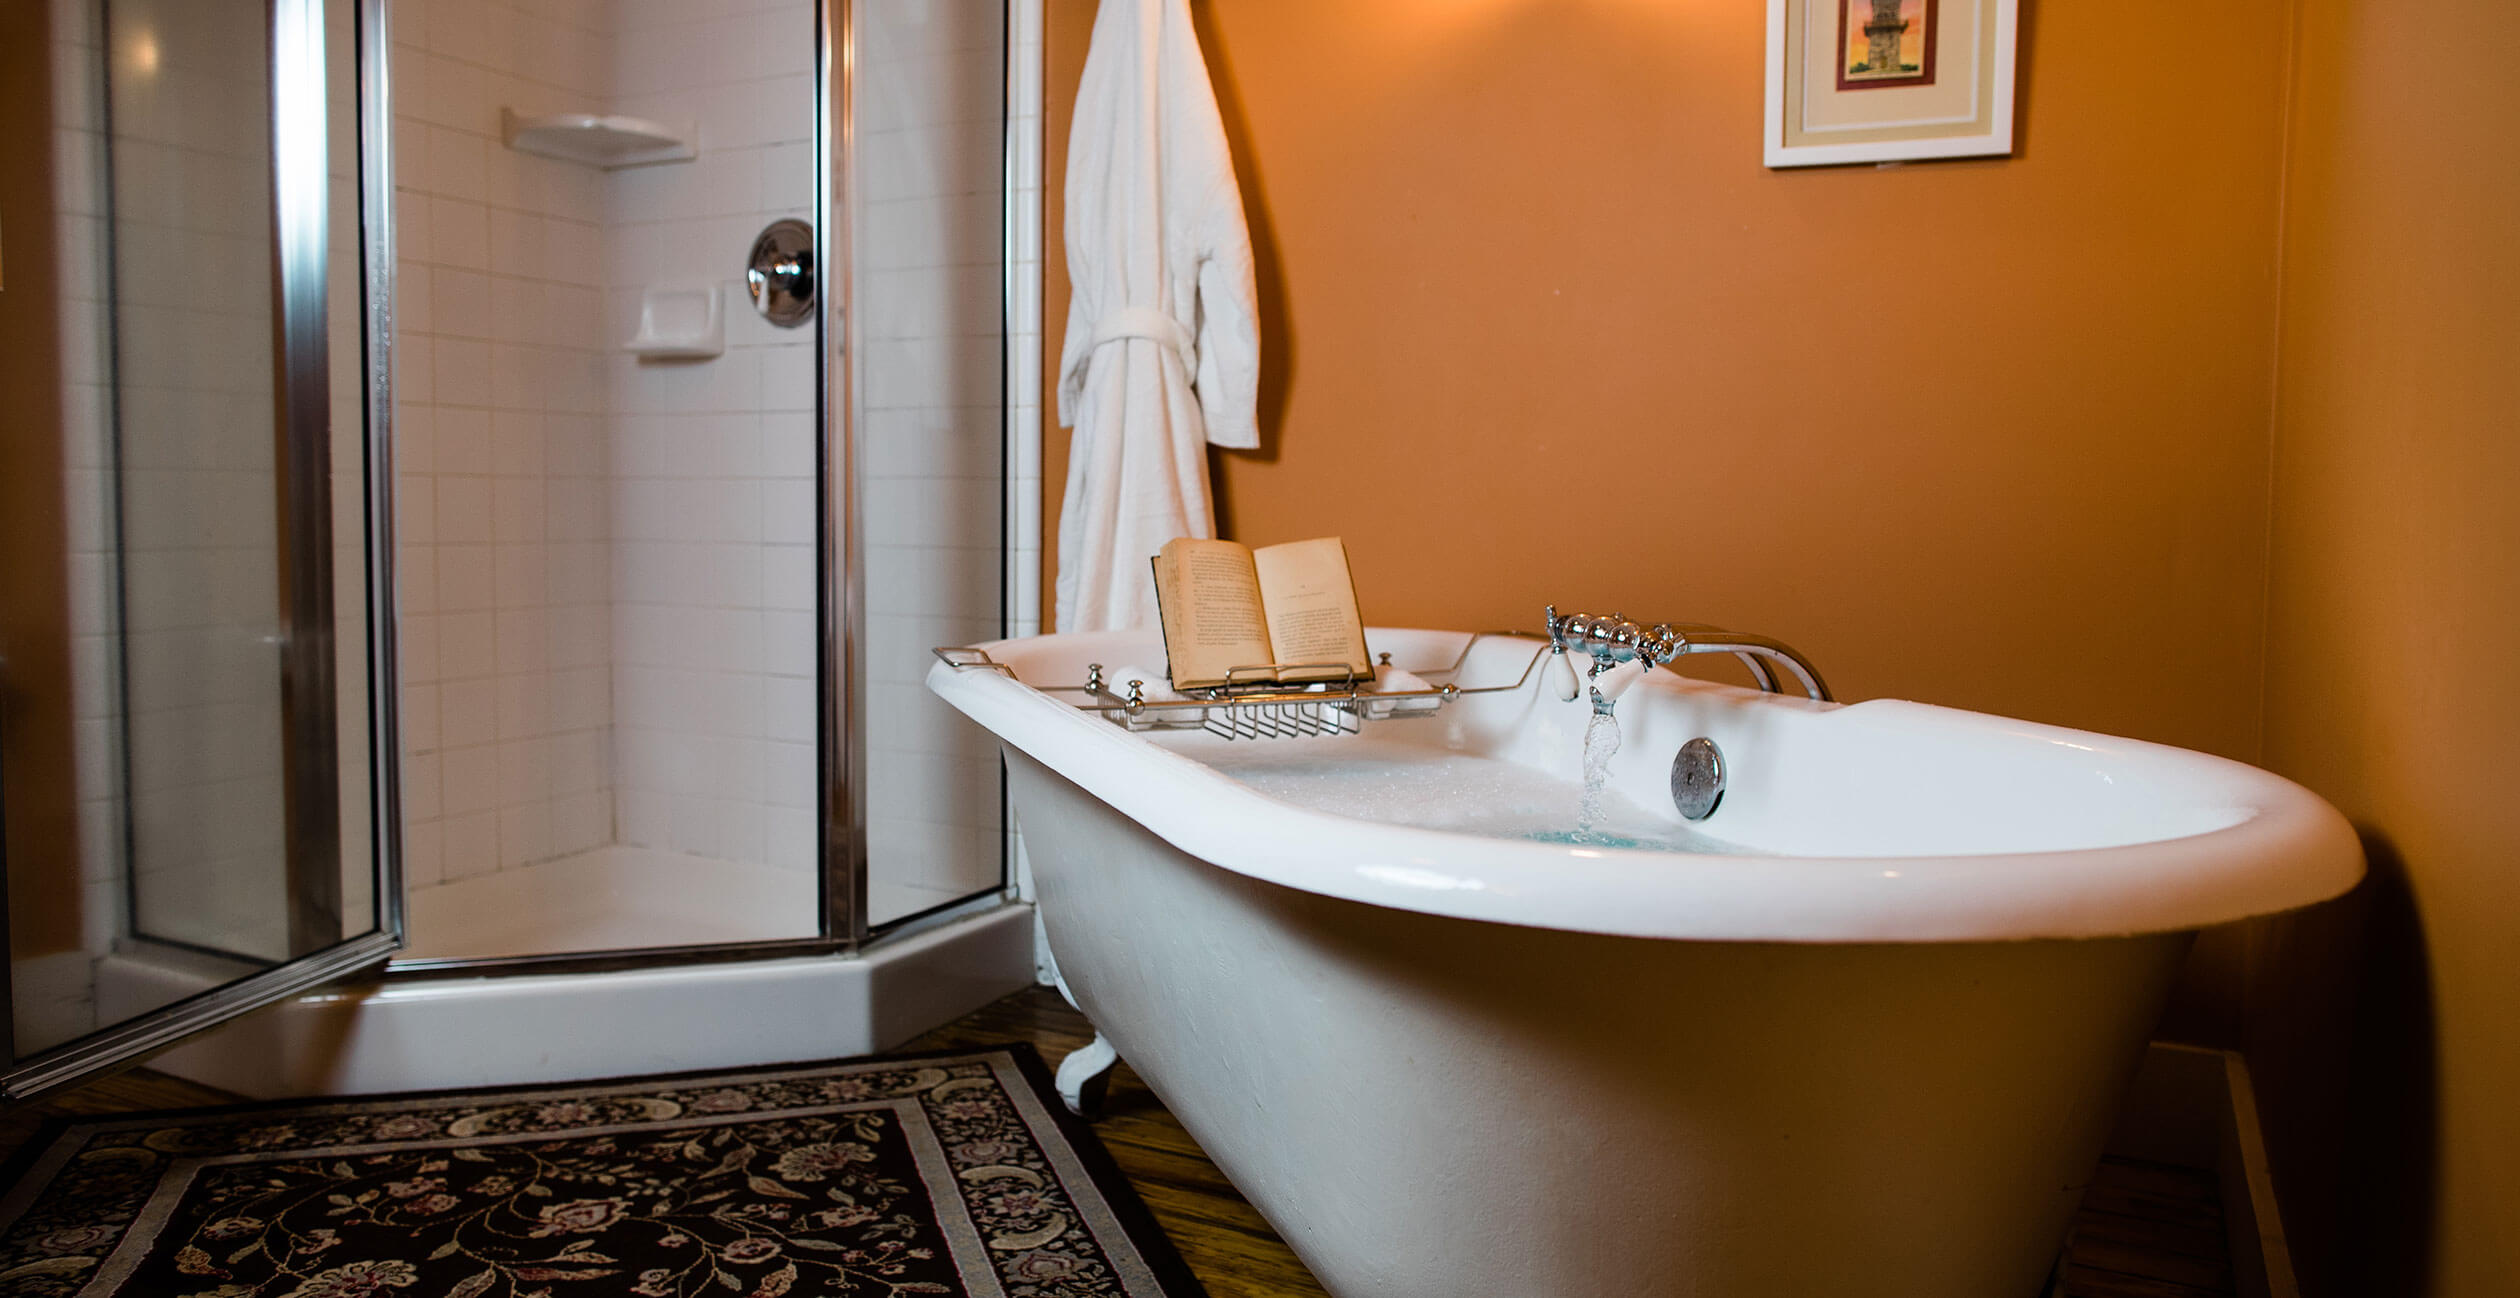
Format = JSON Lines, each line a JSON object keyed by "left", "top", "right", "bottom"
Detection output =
{"left": 0, "top": 1046, "right": 1201, "bottom": 1298}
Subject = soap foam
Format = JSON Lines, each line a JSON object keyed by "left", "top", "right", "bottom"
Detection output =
{"left": 1189, "top": 736, "right": 1747, "bottom": 855}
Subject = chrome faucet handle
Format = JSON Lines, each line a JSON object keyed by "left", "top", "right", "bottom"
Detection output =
{"left": 1640, "top": 623, "right": 1685, "bottom": 666}
{"left": 1544, "top": 606, "right": 1685, "bottom": 665}
{"left": 1540, "top": 606, "right": 1830, "bottom": 702}
{"left": 1546, "top": 606, "right": 1595, "bottom": 655}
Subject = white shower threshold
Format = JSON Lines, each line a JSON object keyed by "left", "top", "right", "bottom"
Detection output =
{"left": 107, "top": 901, "right": 1038, "bottom": 1098}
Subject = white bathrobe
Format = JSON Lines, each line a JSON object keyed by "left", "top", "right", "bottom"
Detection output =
{"left": 1054, "top": 0, "right": 1260, "bottom": 632}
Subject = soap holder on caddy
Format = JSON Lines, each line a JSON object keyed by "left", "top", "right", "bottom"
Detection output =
{"left": 932, "top": 633, "right": 1547, "bottom": 742}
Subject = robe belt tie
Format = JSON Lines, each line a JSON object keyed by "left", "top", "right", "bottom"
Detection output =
{"left": 1091, "top": 306, "right": 1197, "bottom": 375}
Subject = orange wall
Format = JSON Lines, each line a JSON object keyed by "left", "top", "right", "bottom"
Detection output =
{"left": 1044, "top": 0, "right": 2296, "bottom": 764}
{"left": 2249, "top": 0, "right": 2520, "bottom": 1291}
{"left": 0, "top": 0, "right": 84, "bottom": 959}
{"left": 1045, "top": 7, "right": 2520, "bottom": 1289}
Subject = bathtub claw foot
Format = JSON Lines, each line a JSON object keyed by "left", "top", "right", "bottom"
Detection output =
{"left": 1055, "top": 1033, "right": 1120, "bottom": 1116}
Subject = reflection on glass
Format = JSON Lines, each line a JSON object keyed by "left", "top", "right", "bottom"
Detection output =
{"left": 111, "top": 0, "right": 294, "bottom": 959}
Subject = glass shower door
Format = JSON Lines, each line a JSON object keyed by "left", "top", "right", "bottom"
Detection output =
{"left": 0, "top": 0, "right": 397, "bottom": 1098}
{"left": 114, "top": 0, "right": 325, "bottom": 965}
{"left": 850, "top": 0, "right": 1013, "bottom": 930}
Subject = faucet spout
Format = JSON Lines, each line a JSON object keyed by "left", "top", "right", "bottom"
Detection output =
{"left": 1588, "top": 658, "right": 1650, "bottom": 714}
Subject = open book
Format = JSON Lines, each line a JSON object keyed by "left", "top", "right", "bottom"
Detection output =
{"left": 1152, "top": 537, "right": 1371, "bottom": 690}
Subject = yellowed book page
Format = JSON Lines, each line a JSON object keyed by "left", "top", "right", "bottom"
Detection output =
{"left": 1153, "top": 537, "right": 1274, "bottom": 689}
{"left": 1252, "top": 537, "right": 1370, "bottom": 684}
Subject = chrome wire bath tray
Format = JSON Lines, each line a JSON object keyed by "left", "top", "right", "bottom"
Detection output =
{"left": 933, "top": 633, "right": 1547, "bottom": 741}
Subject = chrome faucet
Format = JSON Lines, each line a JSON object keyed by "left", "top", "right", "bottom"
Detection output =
{"left": 1543, "top": 605, "right": 1833, "bottom": 703}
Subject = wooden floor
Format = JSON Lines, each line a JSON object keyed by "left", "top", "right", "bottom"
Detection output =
{"left": 904, "top": 988, "right": 1326, "bottom": 1297}
{"left": 2057, "top": 1157, "right": 2240, "bottom": 1298}
{"left": 3, "top": 986, "right": 2235, "bottom": 1298}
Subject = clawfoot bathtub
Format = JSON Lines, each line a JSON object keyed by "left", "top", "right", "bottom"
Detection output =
{"left": 927, "top": 628, "right": 2360, "bottom": 1297}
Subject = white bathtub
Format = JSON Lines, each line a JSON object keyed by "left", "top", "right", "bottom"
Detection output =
{"left": 928, "top": 627, "right": 2361, "bottom": 1298}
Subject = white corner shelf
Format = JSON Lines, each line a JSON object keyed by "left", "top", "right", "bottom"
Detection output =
{"left": 502, "top": 108, "right": 695, "bottom": 169}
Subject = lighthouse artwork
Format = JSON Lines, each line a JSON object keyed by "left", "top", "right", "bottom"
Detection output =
{"left": 1839, "top": 0, "right": 1939, "bottom": 90}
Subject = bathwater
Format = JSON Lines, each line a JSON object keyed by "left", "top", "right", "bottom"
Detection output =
{"left": 1194, "top": 736, "right": 1747, "bottom": 854}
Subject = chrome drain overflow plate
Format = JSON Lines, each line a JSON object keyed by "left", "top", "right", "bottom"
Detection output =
{"left": 1671, "top": 738, "right": 1725, "bottom": 821}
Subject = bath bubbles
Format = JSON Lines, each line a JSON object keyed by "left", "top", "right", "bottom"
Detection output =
{"left": 1192, "top": 736, "right": 1745, "bottom": 855}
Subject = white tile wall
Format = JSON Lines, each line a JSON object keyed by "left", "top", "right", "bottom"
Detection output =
{"left": 394, "top": 0, "right": 620, "bottom": 889}
{"left": 395, "top": 0, "right": 824, "bottom": 890}
{"left": 601, "top": 0, "right": 819, "bottom": 871}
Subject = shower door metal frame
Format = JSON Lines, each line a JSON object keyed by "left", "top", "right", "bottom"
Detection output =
{"left": 821, "top": 0, "right": 870, "bottom": 952}
{"left": 2, "top": 0, "right": 407, "bottom": 1100}
{"left": 271, "top": 0, "right": 345, "bottom": 959}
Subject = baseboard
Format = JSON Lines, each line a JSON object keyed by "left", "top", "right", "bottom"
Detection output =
{"left": 2215, "top": 1052, "right": 2300, "bottom": 1298}
{"left": 2106, "top": 1042, "right": 2299, "bottom": 1298}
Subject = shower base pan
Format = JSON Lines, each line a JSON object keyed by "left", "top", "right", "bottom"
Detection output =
{"left": 99, "top": 902, "right": 1035, "bottom": 1098}
{"left": 400, "top": 845, "right": 991, "bottom": 962}
{"left": 401, "top": 845, "right": 823, "bottom": 962}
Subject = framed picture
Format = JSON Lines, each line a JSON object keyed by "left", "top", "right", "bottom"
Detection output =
{"left": 1765, "top": 0, "right": 2019, "bottom": 168}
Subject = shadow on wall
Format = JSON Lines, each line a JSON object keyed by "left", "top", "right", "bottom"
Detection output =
{"left": 2011, "top": 0, "right": 2041, "bottom": 154}
{"left": 2252, "top": 831, "right": 2439, "bottom": 1298}
{"left": 1188, "top": 0, "right": 1292, "bottom": 492}
{"left": 2337, "top": 833, "right": 2438, "bottom": 1296}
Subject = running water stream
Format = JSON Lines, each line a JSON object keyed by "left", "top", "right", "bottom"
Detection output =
{"left": 1576, "top": 710, "right": 1621, "bottom": 842}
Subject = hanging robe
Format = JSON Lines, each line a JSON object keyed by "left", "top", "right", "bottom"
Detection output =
{"left": 1054, "top": 0, "right": 1260, "bottom": 632}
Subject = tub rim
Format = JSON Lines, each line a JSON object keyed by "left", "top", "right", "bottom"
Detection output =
{"left": 931, "top": 629, "right": 2364, "bottom": 943}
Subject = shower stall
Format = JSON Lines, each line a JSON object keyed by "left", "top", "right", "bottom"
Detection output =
{"left": 1, "top": 0, "right": 1044, "bottom": 1097}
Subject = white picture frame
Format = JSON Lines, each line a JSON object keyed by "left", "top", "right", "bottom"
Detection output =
{"left": 1765, "top": 0, "right": 2020, "bottom": 169}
